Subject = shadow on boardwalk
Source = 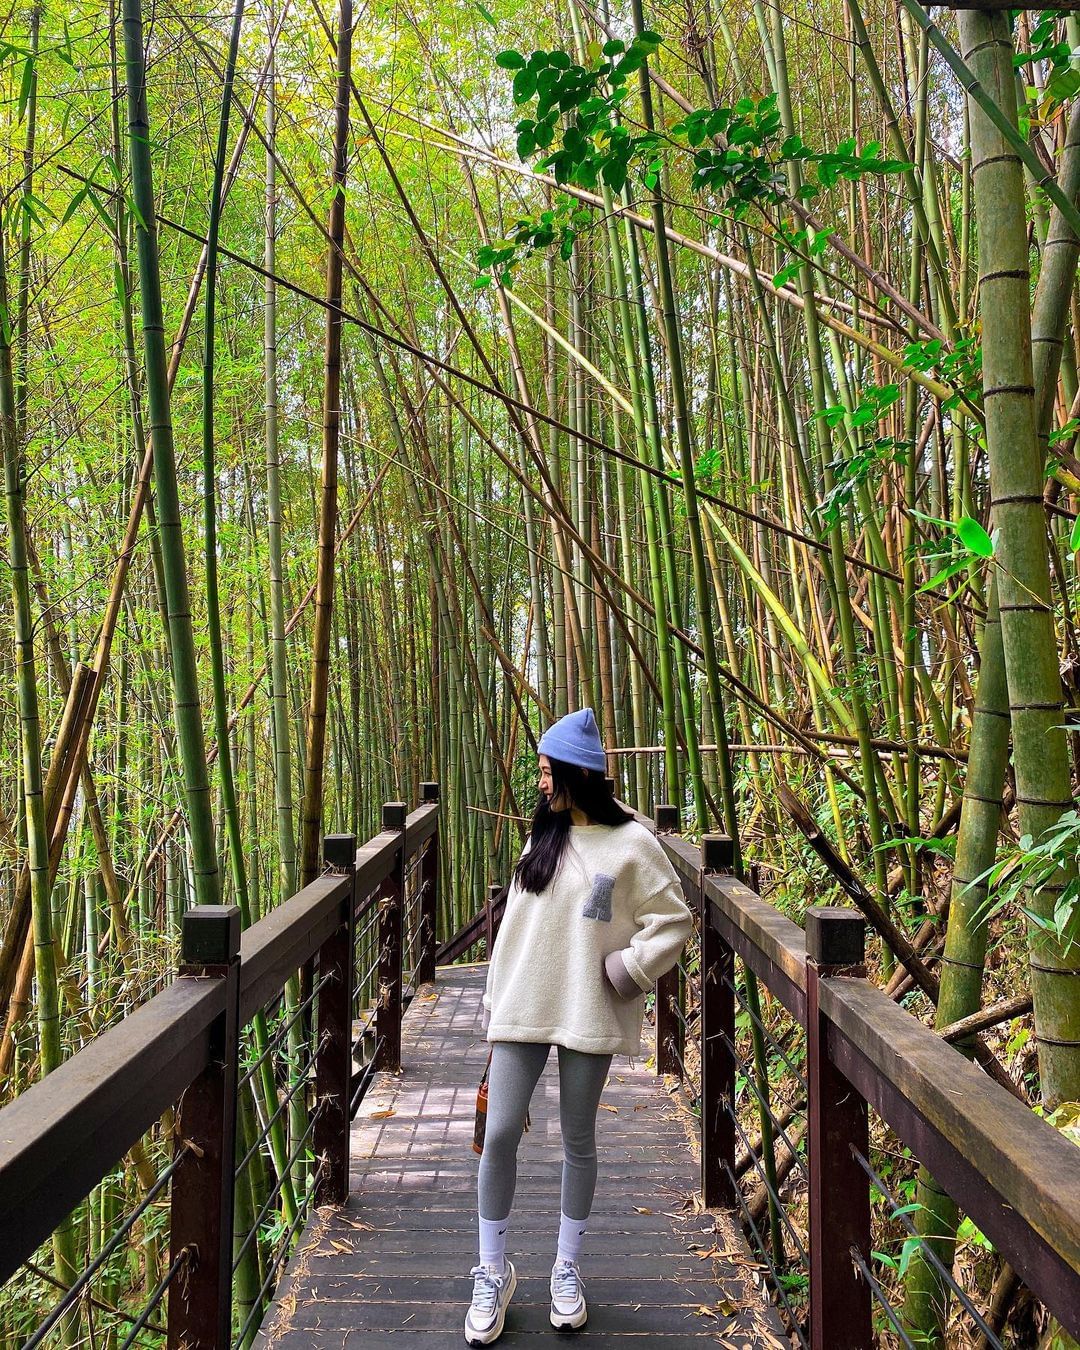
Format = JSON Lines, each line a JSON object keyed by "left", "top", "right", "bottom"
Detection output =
{"left": 257, "top": 964, "right": 788, "bottom": 1348}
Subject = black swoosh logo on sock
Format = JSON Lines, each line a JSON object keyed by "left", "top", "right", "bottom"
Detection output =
{"left": 498, "top": 1227, "right": 506, "bottom": 1234}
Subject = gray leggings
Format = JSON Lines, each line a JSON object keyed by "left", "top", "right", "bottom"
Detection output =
{"left": 478, "top": 1041, "right": 614, "bottom": 1222}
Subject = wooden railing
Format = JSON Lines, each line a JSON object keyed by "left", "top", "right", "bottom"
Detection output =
{"left": 0, "top": 787, "right": 440, "bottom": 1349}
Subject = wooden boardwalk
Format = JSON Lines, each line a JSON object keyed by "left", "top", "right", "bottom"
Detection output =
{"left": 257, "top": 964, "right": 787, "bottom": 1348}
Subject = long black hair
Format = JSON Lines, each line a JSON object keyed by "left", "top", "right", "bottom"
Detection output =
{"left": 513, "top": 756, "right": 634, "bottom": 894}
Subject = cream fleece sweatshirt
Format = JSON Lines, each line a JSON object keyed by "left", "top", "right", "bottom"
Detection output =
{"left": 481, "top": 819, "right": 695, "bottom": 1057}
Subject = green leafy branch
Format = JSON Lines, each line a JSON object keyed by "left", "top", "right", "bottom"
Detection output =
{"left": 476, "top": 34, "right": 913, "bottom": 286}
{"left": 966, "top": 806, "right": 1080, "bottom": 955}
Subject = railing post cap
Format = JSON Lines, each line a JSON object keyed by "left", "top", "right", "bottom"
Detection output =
{"left": 488, "top": 881, "right": 503, "bottom": 900}
{"left": 182, "top": 904, "right": 241, "bottom": 965}
{"left": 421, "top": 781, "right": 440, "bottom": 802}
{"left": 806, "top": 906, "right": 865, "bottom": 967}
{"left": 324, "top": 833, "right": 356, "bottom": 871}
{"left": 604, "top": 775, "right": 616, "bottom": 794}
{"left": 654, "top": 803, "right": 680, "bottom": 833}
{"left": 701, "top": 833, "right": 734, "bottom": 873}
{"left": 383, "top": 801, "right": 408, "bottom": 829}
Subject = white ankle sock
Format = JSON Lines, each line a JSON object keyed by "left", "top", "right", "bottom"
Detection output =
{"left": 556, "top": 1210, "right": 588, "bottom": 1265}
{"left": 478, "top": 1214, "right": 509, "bottom": 1271}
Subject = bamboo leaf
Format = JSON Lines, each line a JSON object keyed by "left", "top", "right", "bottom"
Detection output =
{"left": 955, "top": 516, "right": 994, "bottom": 558}
{"left": 17, "top": 54, "right": 33, "bottom": 121}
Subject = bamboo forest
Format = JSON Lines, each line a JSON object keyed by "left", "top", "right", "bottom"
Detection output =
{"left": 4, "top": 0, "right": 1080, "bottom": 1344}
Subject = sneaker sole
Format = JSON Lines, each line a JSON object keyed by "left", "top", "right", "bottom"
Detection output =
{"left": 549, "top": 1299, "right": 588, "bottom": 1331}
{"left": 464, "top": 1263, "right": 517, "bottom": 1346}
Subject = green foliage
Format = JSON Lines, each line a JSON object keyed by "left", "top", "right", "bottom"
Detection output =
{"left": 672, "top": 94, "right": 790, "bottom": 212}
{"left": 902, "top": 336, "right": 982, "bottom": 413}
{"left": 494, "top": 32, "right": 662, "bottom": 193}
{"left": 817, "top": 436, "right": 909, "bottom": 531}
{"left": 771, "top": 223, "right": 830, "bottom": 288}
{"left": 1015, "top": 12, "right": 1080, "bottom": 112}
{"left": 476, "top": 34, "right": 913, "bottom": 284}
{"left": 474, "top": 202, "right": 593, "bottom": 286}
{"left": 955, "top": 515, "right": 994, "bottom": 558}
{"left": 968, "top": 806, "right": 1080, "bottom": 953}
{"left": 812, "top": 382, "right": 908, "bottom": 531}
{"left": 956, "top": 1215, "right": 994, "bottom": 1252}
{"left": 911, "top": 509, "right": 996, "bottom": 598}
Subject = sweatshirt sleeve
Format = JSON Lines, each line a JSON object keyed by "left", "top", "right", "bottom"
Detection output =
{"left": 616, "top": 839, "right": 695, "bottom": 994}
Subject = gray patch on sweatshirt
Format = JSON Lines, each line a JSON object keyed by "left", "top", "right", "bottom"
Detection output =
{"left": 582, "top": 872, "right": 615, "bottom": 921}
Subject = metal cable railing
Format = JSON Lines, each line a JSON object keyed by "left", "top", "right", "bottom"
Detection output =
{"left": 663, "top": 875, "right": 809, "bottom": 1341}
{"left": 115, "top": 1249, "right": 189, "bottom": 1350}
{"left": 850, "top": 1146, "right": 1005, "bottom": 1349}
{"left": 16, "top": 1144, "right": 190, "bottom": 1350}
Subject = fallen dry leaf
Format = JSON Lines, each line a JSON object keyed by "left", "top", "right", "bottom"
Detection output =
{"left": 632, "top": 1206, "right": 653, "bottom": 1215}
{"left": 599, "top": 1102, "right": 619, "bottom": 1113}
{"left": 370, "top": 1108, "right": 395, "bottom": 1119}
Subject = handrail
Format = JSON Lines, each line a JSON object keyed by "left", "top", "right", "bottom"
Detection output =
{"left": 0, "top": 787, "right": 441, "bottom": 1344}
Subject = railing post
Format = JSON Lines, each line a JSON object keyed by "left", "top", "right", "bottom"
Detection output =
{"left": 699, "top": 834, "right": 736, "bottom": 1209}
{"left": 416, "top": 783, "right": 440, "bottom": 985}
{"left": 653, "top": 805, "right": 682, "bottom": 1078}
{"left": 168, "top": 904, "right": 242, "bottom": 1350}
{"left": 806, "top": 906, "right": 871, "bottom": 1350}
{"left": 375, "top": 802, "right": 407, "bottom": 1073}
{"left": 315, "top": 835, "right": 356, "bottom": 1207}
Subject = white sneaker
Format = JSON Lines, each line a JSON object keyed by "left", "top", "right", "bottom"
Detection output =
{"left": 550, "top": 1258, "right": 588, "bottom": 1330}
{"left": 464, "top": 1258, "right": 517, "bottom": 1345}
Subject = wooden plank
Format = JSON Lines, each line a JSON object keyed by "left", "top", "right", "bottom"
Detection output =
{"left": 707, "top": 875, "right": 807, "bottom": 1020}
{"left": 240, "top": 873, "right": 352, "bottom": 1021}
{"left": 347, "top": 1199, "right": 713, "bottom": 1220}
{"left": 272, "top": 1274, "right": 742, "bottom": 1300}
{"left": 403, "top": 801, "right": 439, "bottom": 855}
{"left": 304, "top": 1227, "right": 732, "bottom": 1255}
{"left": 274, "top": 1298, "right": 771, "bottom": 1334}
{"left": 264, "top": 1331, "right": 772, "bottom": 1348}
{"left": 290, "top": 1245, "right": 739, "bottom": 1279}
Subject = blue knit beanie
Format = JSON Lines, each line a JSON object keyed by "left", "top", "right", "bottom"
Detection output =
{"left": 537, "top": 707, "right": 607, "bottom": 773}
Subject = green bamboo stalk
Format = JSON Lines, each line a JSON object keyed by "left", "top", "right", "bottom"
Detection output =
{"left": 904, "top": 93, "right": 1080, "bottom": 1345}
{"left": 299, "top": 0, "right": 353, "bottom": 888}
{"left": 122, "top": 0, "right": 220, "bottom": 907}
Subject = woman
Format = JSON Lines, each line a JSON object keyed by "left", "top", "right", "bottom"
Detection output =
{"left": 465, "top": 708, "right": 694, "bottom": 1346}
